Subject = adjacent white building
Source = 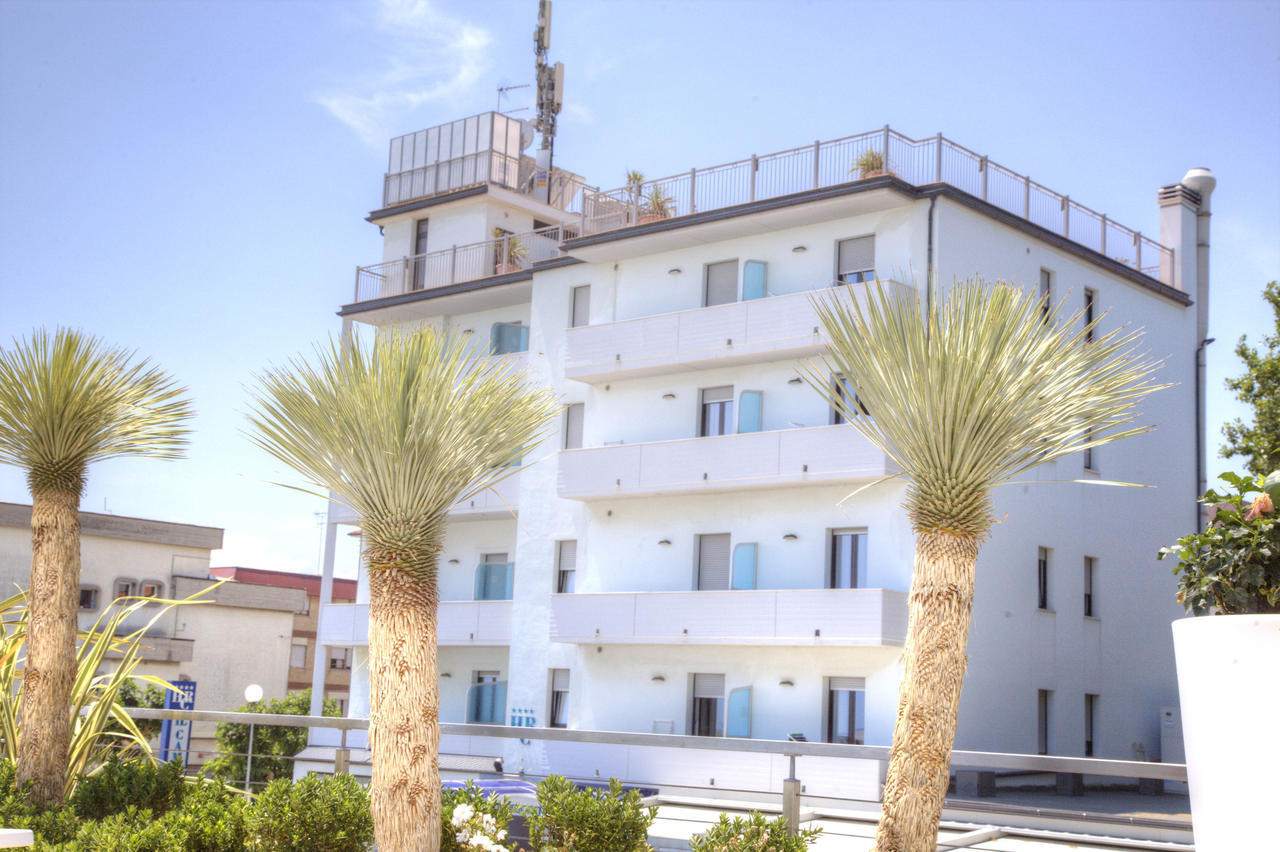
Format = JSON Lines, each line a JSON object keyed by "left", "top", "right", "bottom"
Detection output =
{"left": 301, "top": 113, "right": 1212, "bottom": 796}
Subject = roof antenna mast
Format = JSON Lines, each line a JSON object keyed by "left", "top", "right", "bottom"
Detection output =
{"left": 532, "top": 0, "right": 563, "bottom": 204}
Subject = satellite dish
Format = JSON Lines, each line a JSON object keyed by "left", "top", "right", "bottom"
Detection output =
{"left": 519, "top": 120, "right": 536, "bottom": 151}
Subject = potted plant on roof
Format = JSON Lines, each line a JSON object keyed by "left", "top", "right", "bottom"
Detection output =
{"left": 852, "top": 148, "right": 888, "bottom": 179}
{"left": 1158, "top": 469, "right": 1280, "bottom": 852}
{"left": 638, "top": 184, "right": 674, "bottom": 224}
{"left": 493, "top": 228, "right": 528, "bottom": 275}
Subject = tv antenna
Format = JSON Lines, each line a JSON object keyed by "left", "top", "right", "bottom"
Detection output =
{"left": 496, "top": 83, "right": 530, "bottom": 113}
{"left": 532, "top": 0, "right": 563, "bottom": 203}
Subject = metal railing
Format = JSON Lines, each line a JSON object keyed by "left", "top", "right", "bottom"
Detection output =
{"left": 352, "top": 223, "right": 578, "bottom": 304}
{"left": 578, "top": 126, "right": 1174, "bottom": 284}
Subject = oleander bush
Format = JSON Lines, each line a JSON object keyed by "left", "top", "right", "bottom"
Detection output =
{"left": 690, "top": 811, "right": 823, "bottom": 852}
{"left": 525, "top": 775, "right": 657, "bottom": 852}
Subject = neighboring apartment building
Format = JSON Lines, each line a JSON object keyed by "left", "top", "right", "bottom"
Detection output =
{"left": 0, "top": 503, "right": 303, "bottom": 762}
{"left": 299, "top": 113, "right": 1211, "bottom": 797}
{"left": 210, "top": 566, "right": 358, "bottom": 713}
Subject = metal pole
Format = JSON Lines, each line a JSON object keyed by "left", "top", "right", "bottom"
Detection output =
{"left": 450, "top": 244, "right": 458, "bottom": 283}
{"left": 812, "top": 141, "right": 820, "bottom": 189}
{"left": 980, "top": 156, "right": 988, "bottom": 201}
{"left": 1101, "top": 214, "right": 1108, "bottom": 256}
{"left": 750, "top": 155, "right": 757, "bottom": 202}
{"left": 334, "top": 728, "right": 350, "bottom": 775}
{"left": 353, "top": 267, "right": 361, "bottom": 303}
{"left": 1024, "top": 175, "right": 1031, "bottom": 217}
{"left": 881, "top": 125, "right": 890, "bottom": 175}
{"left": 1062, "top": 195, "right": 1070, "bottom": 238}
{"left": 1135, "top": 231, "right": 1142, "bottom": 272}
{"left": 244, "top": 722, "right": 255, "bottom": 793}
{"left": 935, "top": 132, "right": 943, "bottom": 182}
{"left": 782, "top": 754, "right": 801, "bottom": 837}
{"left": 690, "top": 168, "right": 697, "bottom": 213}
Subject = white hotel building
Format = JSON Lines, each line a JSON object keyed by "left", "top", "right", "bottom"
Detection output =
{"left": 301, "top": 113, "right": 1212, "bottom": 797}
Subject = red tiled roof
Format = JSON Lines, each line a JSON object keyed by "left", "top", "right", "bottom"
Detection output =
{"left": 209, "top": 566, "right": 356, "bottom": 601}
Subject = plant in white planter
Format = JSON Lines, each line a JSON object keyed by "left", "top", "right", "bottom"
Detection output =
{"left": 1158, "top": 469, "right": 1280, "bottom": 852}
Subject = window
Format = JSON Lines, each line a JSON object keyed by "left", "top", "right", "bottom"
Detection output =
{"left": 556, "top": 540, "right": 576, "bottom": 594}
{"left": 1037, "top": 689, "right": 1051, "bottom": 755}
{"left": 1039, "top": 268, "right": 1053, "bottom": 319}
{"left": 411, "top": 218, "right": 430, "bottom": 291}
{"left": 563, "top": 403, "right": 584, "bottom": 450}
{"left": 690, "top": 673, "right": 725, "bottom": 737}
{"left": 731, "top": 542, "right": 757, "bottom": 590}
{"left": 699, "top": 386, "right": 734, "bottom": 437}
{"left": 737, "top": 390, "right": 762, "bottom": 434}
{"left": 1084, "top": 694, "right": 1098, "bottom": 757}
{"left": 78, "top": 587, "right": 99, "bottom": 611}
{"left": 549, "top": 669, "right": 569, "bottom": 728}
{"left": 329, "top": 647, "right": 351, "bottom": 670}
{"left": 114, "top": 579, "right": 137, "bottom": 600}
{"left": 468, "top": 670, "right": 505, "bottom": 724}
{"left": 334, "top": 697, "right": 348, "bottom": 716}
{"left": 1037, "top": 547, "right": 1050, "bottom": 610}
{"left": 570, "top": 285, "right": 591, "bottom": 328}
{"left": 139, "top": 581, "right": 163, "bottom": 599}
{"left": 475, "top": 553, "right": 514, "bottom": 601}
{"left": 704, "top": 260, "right": 739, "bottom": 306}
{"left": 1084, "top": 288, "right": 1096, "bottom": 342}
{"left": 742, "top": 260, "right": 767, "bottom": 301}
{"left": 290, "top": 642, "right": 308, "bottom": 669}
{"left": 697, "top": 534, "right": 731, "bottom": 591}
{"left": 831, "top": 374, "right": 870, "bottom": 425}
{"left": 837, "top": 235, "right": 875, "bottom": 284}
{"left": 1083, "top": 557, "right": 1096, "bottom": 617}
{"left": 490, "top": 322, "right": 528, "bottom": 355}
{"left": 826, "top": 677, "right": 866, "bottom": 744}
{"left": 830, "top": 531, "right": 868, "bottom": 589}
{"left": 1083, "top": 429, "right": 1095, "bottom": 471}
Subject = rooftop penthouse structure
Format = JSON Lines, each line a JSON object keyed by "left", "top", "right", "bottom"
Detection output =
{"left": 300, "top": 112, "right": 1212, "bottom": 805}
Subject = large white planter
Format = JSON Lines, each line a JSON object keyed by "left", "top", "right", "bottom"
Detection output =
{"left": 1172, "top": 614, "right": 1280, "bottom": 851}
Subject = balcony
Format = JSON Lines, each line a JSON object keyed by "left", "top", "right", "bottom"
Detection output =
{"left": 549, "top": 588, "right": 907, "bottom": 647}
{"left": 565, "top": 282, "right": 909, "bottom": 383}
{"left": 327, "top": 470, "right": 522, "bottom": 525}
{"left": 318, "top": 600, "right": 512, "bottom": 647}
{"left": 557, "top": 425, "right": 892, "bottom": 500}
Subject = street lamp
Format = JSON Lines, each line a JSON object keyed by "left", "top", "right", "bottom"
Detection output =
{"left": 243, "top": 683, "right": 263, "bottom": 792}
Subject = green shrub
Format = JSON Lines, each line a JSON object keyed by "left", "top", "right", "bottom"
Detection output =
{"left": 525, "top": 775, "right": 656, "bottom": 852}
{"left": 442, "top": 782, "right": 517, "bottom": 851}
{"left": 690, "top": 811, "right": 823, "bottom": 852}
{"left": 244, "top": 773, "right": 373, "bottom": 852}
{"left": 151, "top": 781, "right": 248, "bottom": 852}
{"left": 0, "top": 760, "right": 80, "bottom": 846}
{"left": 69, "top": 754, "right": 185, "bottom": 822}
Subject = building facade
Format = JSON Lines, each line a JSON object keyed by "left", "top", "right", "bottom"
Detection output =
{"left": 302, "top": 114, "right": 1211, "bottom": 795}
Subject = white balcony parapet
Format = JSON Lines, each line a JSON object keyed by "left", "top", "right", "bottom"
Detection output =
{"left": 550, "top": 588, "right": 907, "bottom": 647}
{"left": 558, "top": 424, "right": 891, "bottom": 500}
{"left": 319, "top": 601, "right": 512, "bottom": 647}
{"left": 327, "top": 469, "right": 521, "bottom": 525}
{"left": 564, "top": 281, "right": 907, "bottom": 383}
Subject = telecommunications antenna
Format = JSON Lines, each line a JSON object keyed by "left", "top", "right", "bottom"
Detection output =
{"left": 496, "top": 83, "right": 530, "bottom": 114}
{"left": 532, "top": 0, "right": 564, "bottom": 202}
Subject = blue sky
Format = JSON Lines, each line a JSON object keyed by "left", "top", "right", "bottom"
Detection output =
{"left": 1, "top": 0, "right": 1277, "bottom": 575}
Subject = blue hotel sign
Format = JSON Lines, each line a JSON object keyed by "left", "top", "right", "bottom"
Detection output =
{"left": 158, "top": 680, "right": 196, "bottom": 769}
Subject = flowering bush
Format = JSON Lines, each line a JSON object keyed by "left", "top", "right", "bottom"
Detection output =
{"left": 690, "top": 811, "right": 822, "bottom": 852}
{"left": 442, "top": 782, "right": 516, "bottom": 852}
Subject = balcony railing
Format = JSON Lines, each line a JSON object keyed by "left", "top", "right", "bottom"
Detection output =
{"left": 578, "top": 127, "right": 1174, "bottom": 284}
{"left": 352, "top": 223, "right": 577, "bottom": 304}
{"left": 550, "top": 588, "right": 907, "bottom": 647}
{"left": 318, "top": 600, "right": 512, "bottom": 646}
{"left": 558, "top": 424, "right": 892, "bottom": 500}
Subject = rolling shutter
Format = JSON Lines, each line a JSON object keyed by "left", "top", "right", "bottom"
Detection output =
{"left": 837, "top": 236, "right": 875, "bottom": 282}
{"left": 829, "top": 676, "right": 866, "bottom": 691}
{"left": 551, "top": 668, "right": 570, "bottom": 691}
{"left": 704, "top": 260, "right": 738, "bottom": 306}
{"left": 697, "top": 534, "right": 731, "bottom": 590}
{"left": 692, "top": 673, "right": 725, "bottom": 698}
{"left": 571, "top": 285, "right": 591, "bottom": 328}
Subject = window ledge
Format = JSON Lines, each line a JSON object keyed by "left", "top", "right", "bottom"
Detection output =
{"left": 1084, "top": 615, "right": 1101, "bottom": 622}
{"left": 1036, "top": 608, "right": 1056, "bottom": 615}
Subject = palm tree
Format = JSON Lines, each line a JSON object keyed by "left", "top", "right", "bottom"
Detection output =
{"left": 0, "top": 329, "right": 191, "bottom": 804}
{"left": 246, "top": 327, "right": 558, "bottom": 852}
{"left": 807, "top": 279, "right": 1164, "bottom": 852}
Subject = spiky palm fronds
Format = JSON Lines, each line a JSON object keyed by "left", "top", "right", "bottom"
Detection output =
{"left": 246, "top": 327, "right": 560, "bottom": 581}
{"left": 807, "top": 278, "right": 1166, "bottom": 535}
{"left": 0, "top": 329, "right": 192, "bottom": 494}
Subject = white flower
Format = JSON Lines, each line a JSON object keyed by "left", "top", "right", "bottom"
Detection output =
{"left": 454, "top": 803, "right": 475, "bottom": 823}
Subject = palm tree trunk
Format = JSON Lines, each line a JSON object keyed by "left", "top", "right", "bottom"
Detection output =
{"left": 368, "top": 563, "right": 441, "bottom": 852}
{"left": 876, "top": 529, "right": 980, "bottom": 852}
{"left": 18, "top": 490, "right": 80, "bottom": 804}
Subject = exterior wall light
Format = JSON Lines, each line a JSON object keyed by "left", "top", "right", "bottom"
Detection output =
{"left": 787, "top": 377, "right": 803, "bottom": 385}
{"left": 783, "top": 533, "right": 798, "bottom": 541}
{"left": 792, "top": 245, "right": 807, "bottom": 253}
{"left": 441, "top": 672, "right": 452, "bottom": 678}
{"left": 658, "top": 539, "right": 672, "bottom": 546}
{"left": 779, "top": 679, "right": 795, "bottom": 687}
{"left": 447, "top": 558, "right": 460, "bottom": 564}
{"left": 651, "top": 675, "right": 666, "bottom": 683}
{"left": 662, "top": 392, "right": 676, "bottom": 399}
{"left": 462, "top": 328, "right": 474, "bottom": 335}
{"left": 668, "top": 267, "right": 682, "bottom": 275}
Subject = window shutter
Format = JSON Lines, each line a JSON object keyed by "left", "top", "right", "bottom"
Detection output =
{"left": 558, "top": 540, "right": 577, "bottom": 572}
{"left": 702, "top": 385, "right": 733, "bottom": 404}
{"left": 704, "top": 260, "right": 738, "bottom": 306}
{"left": 731, "top": 543, "right": 757, "bottom": 590}
{"left": 837, "top": 236, "right": 875, "bottom": 279}
{"left": 564, "top": 403, "right": 584, "bottom": 450}
{"left": 551, "top": 669, "right": 570, "bottom": 692}
{"left": 727, "top": 687, "right": 752, "bottom": 738}
{"left": 571, "top": 285, "right": 591, "bottom": 328}
{"left": 829, "top": 677, "right": 866, "bottom": 691}
{"left": 742, "top": 261, "right": 767, "bottom": 300}
{"left": 692, "top": 673, "right": 725, "bottom": 698}
{"left": 737, "top": 391, "right": 762, "bottom": 433}
{"left": 697, "top": 534, "right": 731, "bottom": 590}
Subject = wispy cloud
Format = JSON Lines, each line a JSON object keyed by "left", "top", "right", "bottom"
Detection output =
{"left": 317, "top": 0, "right": 492, "bottom": 150}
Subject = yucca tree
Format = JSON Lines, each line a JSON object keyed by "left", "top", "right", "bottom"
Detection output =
{"left": 0, "top": 329, "right": 191, "bottom": 804}
{"left": 807, "top": 279, "right": 1164, "bottom": 852}
{"left": 247, "top": 327, "right": 559, "bottom": 852}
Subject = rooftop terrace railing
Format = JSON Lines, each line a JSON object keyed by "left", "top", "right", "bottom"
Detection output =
{"left": 579, "top": 126, "right": 1174, "bottom": 285}
{"left": 352, "top": 223, "right": 577, "bottom": 304}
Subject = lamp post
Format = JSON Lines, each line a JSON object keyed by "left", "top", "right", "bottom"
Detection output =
{"left": 243, "top": 683, "right": 263, "bottom": 793}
